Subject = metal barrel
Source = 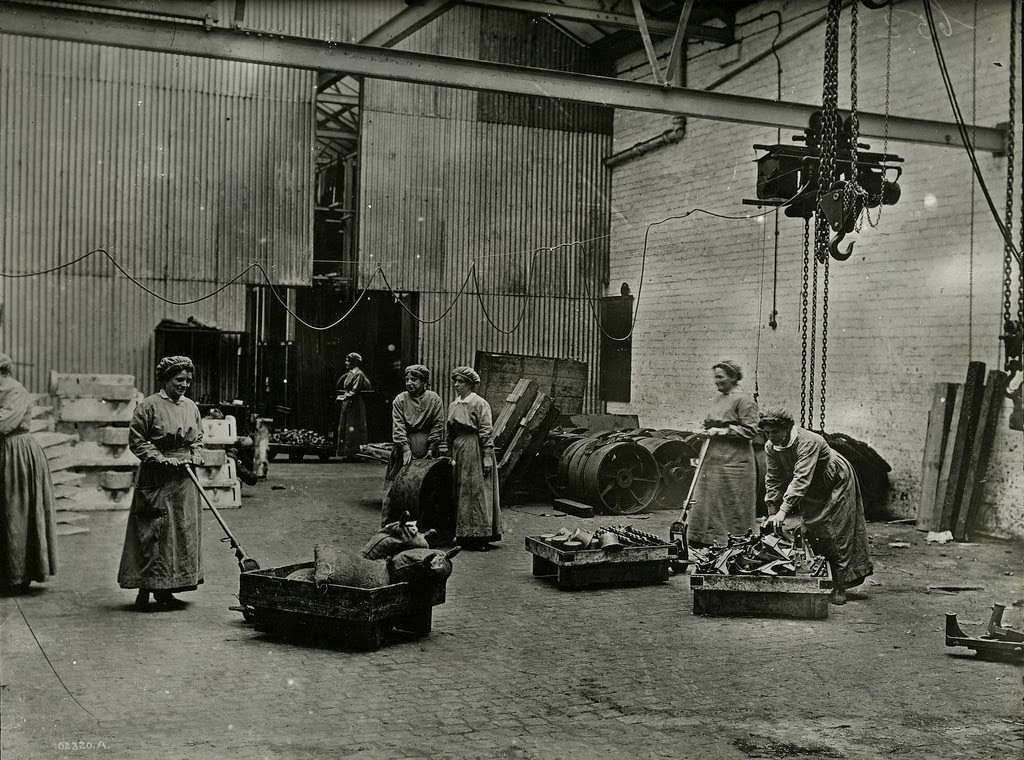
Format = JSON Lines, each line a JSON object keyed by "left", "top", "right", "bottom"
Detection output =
{"left": 637, "top": 436, "right": 701, "bottom": 510}
{"left": 382, "top": 457, "right": 454, "bottom": 536}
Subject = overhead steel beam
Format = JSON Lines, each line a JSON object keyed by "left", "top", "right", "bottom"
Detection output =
{"left": 317, "top": 0, "right": 458, "bottom": 91}
{"left": 0, "top": 1, "right": 1005, "bottom": 153}
{"left": 461, "top": 0, "right": 733, "bottom": 44}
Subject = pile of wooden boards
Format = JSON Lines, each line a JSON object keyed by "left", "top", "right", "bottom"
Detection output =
{"left": 492, "top": 378, "right": 561, "bottom": 493}
{"left": 917, "top": 362, "right": 1008, "bottom": 540}
{"left": 31, "top": 372, "right": 242, "bottom": 511}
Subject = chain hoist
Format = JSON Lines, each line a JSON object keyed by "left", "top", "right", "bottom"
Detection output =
{"left": 800, "top": 218, "right": 811, "bottom": 428}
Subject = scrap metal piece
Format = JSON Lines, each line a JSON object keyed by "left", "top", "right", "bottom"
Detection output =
{"left": 945, "top": 609, "right": 1024, "bottom": 660}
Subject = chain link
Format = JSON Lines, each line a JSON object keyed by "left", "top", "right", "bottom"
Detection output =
{"left": 800, "top": 218, "right": 811, "bottom": 428}
{"left": 1003, "top": 0, "right": 1017, "bottom": 369}
{"left": 816, "top": 0, "right": 841, "bottom": 267}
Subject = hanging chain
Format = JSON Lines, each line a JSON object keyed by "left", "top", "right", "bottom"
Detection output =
{"left": 1002, "top": 0, "right": 1017, "bottom": 370}
{"left": 862, "top": 0, "right": 894, "bottom": 230}
{"left": 816, "top": 0, "right": 842, "bottom": 265}
{"left": 800, "top": 218, "right": 811, "bottom": 427}
{"left": 844, "top": 0, "right": 868, "bottom": 228}
{"left": 809, "top": 234, "right": 819, "bottom": 428}
{"left": 820, "top": 255, "right": 830, "bottom": 433}
{"left": 1017, "top": 0, "right": 1024, "bottom": 359}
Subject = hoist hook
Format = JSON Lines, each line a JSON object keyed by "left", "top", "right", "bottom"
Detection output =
{"left": 829, "top": 229, "right": 855, "bottom": 261}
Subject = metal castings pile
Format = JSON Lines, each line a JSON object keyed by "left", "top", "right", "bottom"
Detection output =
{"left": 691, "top": 527, "right": 828, "bottom": 577}
{"left": 540, "top": 524, "right": 670, "bottom": 552}
{"left": 270, "top": 428, "right": 331, "bottom": 449}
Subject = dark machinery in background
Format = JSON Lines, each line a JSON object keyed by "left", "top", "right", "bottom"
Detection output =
{"left": 747, "top": 112, "right": 903, "bottom": 261}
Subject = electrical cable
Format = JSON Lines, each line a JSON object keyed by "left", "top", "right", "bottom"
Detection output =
{"left": 15, "top": 600, "right": 100, "bottom": 723}
{"left": 0, "top": 247, "right": 259, "bottom": 306}
{"left": 923, "top": 0, "right": 1021, "bottom": 265}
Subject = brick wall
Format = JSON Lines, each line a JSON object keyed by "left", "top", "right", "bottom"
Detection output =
{"left": 607, "top": 1, "right": 1024, "bottom": 536}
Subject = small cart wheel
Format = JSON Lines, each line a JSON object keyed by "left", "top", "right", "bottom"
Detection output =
{"left": 288, "top": 451, "right": 304, "bottom": 463}
{"left": 268, "top": 450, "right": 278, "bottom": 462}
{"left": 318, "top": 452, "right": 332, "bottom": 463}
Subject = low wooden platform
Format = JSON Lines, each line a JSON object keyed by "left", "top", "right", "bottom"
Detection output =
{"left": 237, "top": 562, "right": 447, "bottom": 650}
{"left": 525, "top": 536, "right": 673, "bottom": 589}
{"left": 689, "top": 570, "right": 833, "bottom": 619}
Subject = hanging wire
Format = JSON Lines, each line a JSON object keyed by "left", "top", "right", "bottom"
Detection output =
{"left": 922, "top": 0, "right": 1021, "bottom": 265}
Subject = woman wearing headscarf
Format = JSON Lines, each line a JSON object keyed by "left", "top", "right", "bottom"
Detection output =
{"left": 381, "top": 364, "right": 445, "bottom": 525}
{"left": 335, "top": 352, "right": 372, "bottom": 460}
{"left": 759, "top": 407, "right": 873, "bottom": 605}
{"left": 686, "top": 360, "right": 759, "bottom": 546}
{"left": 117, "top": 356, "right": 204, "bottom": 611}
{"left": 0, "top": 353, "right": 57, "bottom": 592}
{"left": 447, "top": 366, "right": 501, "bottom": 551}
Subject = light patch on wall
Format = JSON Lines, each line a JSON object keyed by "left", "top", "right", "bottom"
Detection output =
{"left": 923, "top": 193, "right": 938, "bottom": 209}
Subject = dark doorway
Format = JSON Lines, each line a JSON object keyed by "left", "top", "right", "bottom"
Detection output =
{"left": 248, "top": 285, "right": 418, "bottom": 441}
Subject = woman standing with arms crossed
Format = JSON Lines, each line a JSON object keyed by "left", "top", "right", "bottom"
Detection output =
{"left": 0, "top": 353, "right": 57, "bottom": 593}
{"left": 686, "top": 360, "right": 760, "bottom": 547}
{"left": 118, "top": 356, "right": 205, "bottom": 611}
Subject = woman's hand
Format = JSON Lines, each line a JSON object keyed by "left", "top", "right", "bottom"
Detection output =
{"left": 764, "top": 510, "right": 787, "bottom": 527}
{"left": 482, "top": 455, "right": 494, "bottom": 475}
{"left": 402, "top": 448, "right": 413, "bottom": 466}
{"left": 190, "top": 454, "right": 205, "bottom": 467}
{"left": 706, "top": 427, "right": 726, "bottom": 437}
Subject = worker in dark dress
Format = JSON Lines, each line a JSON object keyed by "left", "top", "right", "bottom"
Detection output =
{"left": 0, "top": 352, "right": 57, "bottom": 593}
{"left": 759, "top": 407, "right": 873, "bottom": 605}
{"left": 117, "top": 356, "right": 204, "bottom": 611}
{"left": 381, "top": 364, "right": 445, "bottom": 525}
{"left": 335, "top": 352, "right": 372, "bottom": 460}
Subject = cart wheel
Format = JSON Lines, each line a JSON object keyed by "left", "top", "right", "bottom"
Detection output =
{"left": 318, "top": 452, "right": 332, "bottom": 463}
{"left": 241, "top": 607, "right": 255, "bottom": 623}
{"left": 288, "top": 452, "right": 303, "bottom": 463}
{"left": 267, "top": 450, "right": 278, "bottom": 462}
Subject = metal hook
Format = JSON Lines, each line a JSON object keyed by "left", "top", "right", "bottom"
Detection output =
{"left": 829, "top": 229, "right": 855, "bottom": 261}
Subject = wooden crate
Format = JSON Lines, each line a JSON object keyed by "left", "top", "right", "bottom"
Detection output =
{"left": 525, "top": 536, "right": 672, "bottom": 589}
{"left": 237, "top": 562, "right": 448, "bottom": 650}
{"left": 475, "top": 351, "right": 587, "bottom": 416}
{"left": 689, "top": 570, "right": 833, "bottom": 619}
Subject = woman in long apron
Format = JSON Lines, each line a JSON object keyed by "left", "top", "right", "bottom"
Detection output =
{"left": 760, "top": 407, "right": 873, "bottom": 605}
{"left": 0, "top": 353, "right": 57, "bottom": 592}
{"left": 117, "top": 356, "right": 204, "bottom": 611}
{"left": 446, "top": 366, "right": 501, "bottom": 551}
{"left": 686, "top": 360, "right": 759, "bottom": 546}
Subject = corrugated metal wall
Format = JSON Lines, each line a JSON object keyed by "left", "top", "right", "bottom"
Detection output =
{"left": 358, "top": 6, "right": 612, "bottom": 409}
{"left": 240, "top": 0, "right": 406, "bottom": 41}
{"left": 0, "top": 33, "right": 314, "bottom": 394}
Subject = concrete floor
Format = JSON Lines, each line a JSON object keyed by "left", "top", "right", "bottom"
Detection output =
{"left": 2, "top": 462, "right": 1022, "bottom": 760}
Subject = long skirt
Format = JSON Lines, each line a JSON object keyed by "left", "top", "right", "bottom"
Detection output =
{"left": 0, "top": 432, "right": 57, "bottom": 586}
{"left": 117, "top": 463, "right": 203, "bottom": 592}
{"left": 451, "top": 431, "right": 501, "bottom": 541}
{"left": 336, "top": 397, "right": 368, "bottom": 459}
{"left": 687, "top": 436, "right": 758, "bottom": 546}
{"left": 800, "top": 453, "right": 873, "bottom": 588}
